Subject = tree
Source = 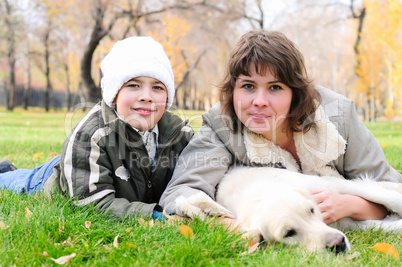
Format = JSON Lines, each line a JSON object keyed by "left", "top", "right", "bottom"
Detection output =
{"left": 355, "top": 0, "right": 402, "bottom": 121}
{"left": 80, "top": 0, "right": 230, "bottom": 104}
{"left": 2, "top": 0, "right": 17, "bottom": 111}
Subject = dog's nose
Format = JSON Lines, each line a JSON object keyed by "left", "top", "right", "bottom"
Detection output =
{"left": 325, "top": 234, "right": 348, "bottom": 255}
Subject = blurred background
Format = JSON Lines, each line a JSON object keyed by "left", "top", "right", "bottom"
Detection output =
{"left": 0, "top": 0, "right": 401, "bottom": 121}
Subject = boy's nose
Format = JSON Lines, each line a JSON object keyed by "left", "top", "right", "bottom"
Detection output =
{"left": 139, "top": 88, "right": 153, "bottom": 102}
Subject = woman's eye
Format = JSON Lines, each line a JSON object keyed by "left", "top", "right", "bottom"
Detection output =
{"left": 127, "top": 83, "right": 139, "bottom": 88}
{"left": 242, "top": 84, "right": 254, "bottom": 90}
{"left": 270, "top": 85, "right": 282, "bottom": 91}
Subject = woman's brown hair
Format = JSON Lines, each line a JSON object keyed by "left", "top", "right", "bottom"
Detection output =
{"left": 219, "top": 30, "right": 321, "bottom": 133}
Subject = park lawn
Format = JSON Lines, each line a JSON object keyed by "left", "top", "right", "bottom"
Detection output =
{"left": 0, "top": 107, "right": 402, "bottom": 266}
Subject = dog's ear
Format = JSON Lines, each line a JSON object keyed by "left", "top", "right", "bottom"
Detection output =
{"left": 295, "top": 187, "right": 315, "bottom": 201}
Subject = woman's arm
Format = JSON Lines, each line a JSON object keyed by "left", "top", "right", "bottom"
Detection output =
{"left": 160, "top": 124, "right": 234, "bottom": 214}
{"left": 310, "top": 188, "right": 388, "bottom": 224}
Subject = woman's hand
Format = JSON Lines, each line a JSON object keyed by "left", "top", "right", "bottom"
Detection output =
{"left": 310, "top": 189, "right": 388, "bottom": 225}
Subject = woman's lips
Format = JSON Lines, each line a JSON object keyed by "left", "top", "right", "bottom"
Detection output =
{"left": 250, "top": 113, "right": 271, "bottom": 121}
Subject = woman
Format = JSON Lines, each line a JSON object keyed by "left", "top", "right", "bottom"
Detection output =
{"left": 160, "top": 30, "right": 402, "bottom": 226}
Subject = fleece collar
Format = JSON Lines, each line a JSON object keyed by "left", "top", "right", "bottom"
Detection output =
{"left": 244, "top": 106, "right": 346, "bottom": 177}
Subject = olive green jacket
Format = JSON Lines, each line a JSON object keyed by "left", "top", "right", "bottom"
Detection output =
{"left": 44, "top": 101, "right": 193, "bottom": 218}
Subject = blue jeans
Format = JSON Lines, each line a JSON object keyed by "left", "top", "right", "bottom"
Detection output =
{"left": 0, "top": 156, "right": 60, "bottom": 194}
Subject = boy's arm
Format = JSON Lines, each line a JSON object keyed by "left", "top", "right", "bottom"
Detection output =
{"left": 59, "top": 127, "right": 157, "bottom": 219}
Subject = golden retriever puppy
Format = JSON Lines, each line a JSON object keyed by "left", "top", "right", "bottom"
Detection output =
{"left": 176, "top": 167, "right": 402, "bottom": 254}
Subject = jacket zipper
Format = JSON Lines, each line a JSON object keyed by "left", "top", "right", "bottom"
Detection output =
{"left": 151, "top": 122, "right": 188, "bottom": 174}
{"left": 140, "top": 121, "right": 188, "bottom": 190}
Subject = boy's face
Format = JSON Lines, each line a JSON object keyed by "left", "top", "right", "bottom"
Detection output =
{"left": 114, "top": 76, "right": 168, "bottom": 131}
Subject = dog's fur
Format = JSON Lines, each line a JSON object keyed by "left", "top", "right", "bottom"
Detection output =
{"left": 176, "top": 167, "right": 402, "bottom": 254}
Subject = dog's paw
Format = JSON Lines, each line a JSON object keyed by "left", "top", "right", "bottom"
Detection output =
{"left": 175, "top": 195, "right": 207, "bottom": 220}
{"left": 175, "top": 192, "right": 234, "bottom": 219}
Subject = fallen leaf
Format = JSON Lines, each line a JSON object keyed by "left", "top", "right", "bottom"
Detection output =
{"left": 149, "top": 220, "right": 154, "bottom": 227}
{"left": 179, "top": 225, "right": 194, "bottom": 239}
{"left": 33, "top": 152, "right": 43, "bottom": 160}
{"left": 125, "top": 243, "right": 135, "bottom": 248}
{"left": 43, "top": 251, "right": 48, "bottom": 256}
{"left": 249, "top": 239, "right": 258, "bottom": 247}
{"left": 50, "top": 253, "right": 76, "bottom": 264}
{"left": 0, "top": 221, "right": 8, "bottom": 230}
{"left": 241, "top": 242, "right": 259, "bottom": 255}
{"left": 48, "top": 152, "right": 58, "bottom": 157}
{"left": 85, "top": 221, "right": 91, "bottom": 230}
{"left": 126, "top": 227, "right": 133, "bottom": 233}
{"left": 59, "top": 225, "right": 65, "bottom": 234}
{"left": 138, "top": 218, "right": 145, "bottom": 226}
{"left": 346, "top": 251, "right": 361, "bottom": 260}
{"left": 113, "top": 235, "right": 119, "bottom": 248}
{"left": 64, "top": 237, "right": 73, "bottom": 246}
{"left": 84, "top": 241, "right": 89, "bottom": 248}
{"left": 25, "top": 207, "right": 33, "bottom": 219}
{"left": 369, "top": 243, "right": 400, "bottom": 259}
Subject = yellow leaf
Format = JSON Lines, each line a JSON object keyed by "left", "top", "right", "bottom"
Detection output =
{"left": 85, "top": 221, "right": 91, "bottom": 230}
{"left": 84, "top": 241, "right": 89, "bottom": 248}
{"left": 369, "top": 243, "right": 400, "bottom": 259}
{"left": 25, "top": 207, "right": 33, "bottom": 219}
{"left": 0, "top": 221, "right": 9, "bottom": 230}
{"left": 179, "top": 225, "right": 194, "bottom": 239}
{"left": 138, "top": 218, "right": 145, "bottom": 226}
{"left": 50, "top": 252, "right": 76, "bottom": 264}
{"left": 48, "top": 152, "right": 58, "bottom": 158}
{"left": 33, "top": 152, "right": 43, "bottom": 160}
{"left": 249, "top": 239, "right": 258, "bottom": 248}
{"left": 113, "top": 235, "right": 119, "bottom": 248}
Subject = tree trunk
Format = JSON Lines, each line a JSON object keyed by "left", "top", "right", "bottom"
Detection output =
{"left": 350, "top": 0, "right": 366, "bottom": 74}
{"left": 64, "top": 62, "right": 71, "bottom": 110}
{"left": 44, "top": 23, "right": 53, "bottom": 112}
{"left": 80, "top": 0, "right": 115, "bottom": 104}
{"left": 4, "top": 0, "right": 16, "bottom": 111}
{"left": 23, "top": 43, "right": 31, "bottom": 110}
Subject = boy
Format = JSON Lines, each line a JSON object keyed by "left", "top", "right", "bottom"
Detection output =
{"left": 0, "top": 36, "right": 193, "bottom": 219}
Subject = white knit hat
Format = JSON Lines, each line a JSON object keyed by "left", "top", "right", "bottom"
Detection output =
{"left": 101, "top": 36, "right": 175, "bottom": 109}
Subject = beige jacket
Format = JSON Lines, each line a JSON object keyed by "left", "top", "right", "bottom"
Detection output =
{"left": 160, "top": 86, "right": 402, "bottom": 213}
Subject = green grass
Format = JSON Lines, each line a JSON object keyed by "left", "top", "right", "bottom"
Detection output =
{"left": 1, "top": 107, "right": 402, "bottom": 266}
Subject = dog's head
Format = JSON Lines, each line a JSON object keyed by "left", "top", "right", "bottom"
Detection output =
{"left": 240, "top": 185, "right": 350, "bottom": 254}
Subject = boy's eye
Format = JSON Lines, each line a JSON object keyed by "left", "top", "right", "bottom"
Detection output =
{"left": 153, "top": 85, "right": 165, "bottom": 91}
{"left": 270, "top": 85, "right": 282, "bottom": 91}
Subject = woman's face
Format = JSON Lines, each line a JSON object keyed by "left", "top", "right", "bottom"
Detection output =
{"left": 233, "top": 64, "right": 293, "bottom": 141}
